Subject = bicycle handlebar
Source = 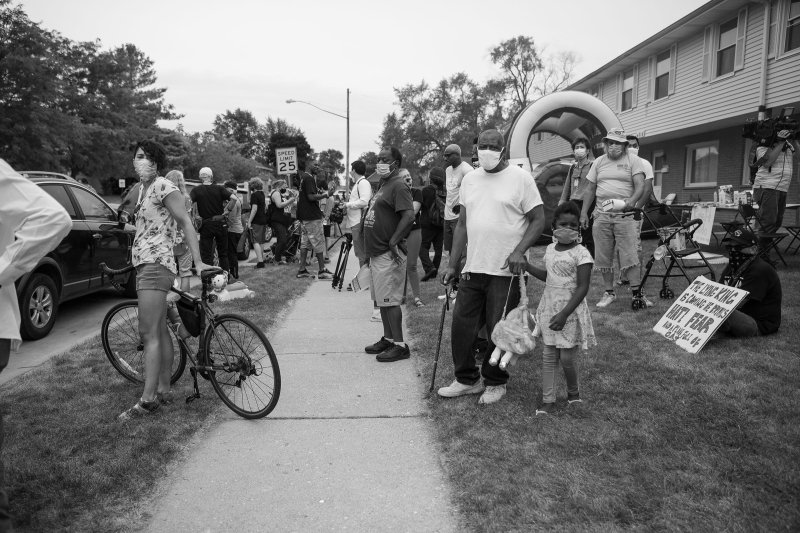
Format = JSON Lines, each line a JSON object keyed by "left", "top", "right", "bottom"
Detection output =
{"left": 100, "top": 262, "right": 135, "bottom": 276}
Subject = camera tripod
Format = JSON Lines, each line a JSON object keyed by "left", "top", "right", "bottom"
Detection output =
{"left": 331, "top": 233, "right": 353, "bottom": 291}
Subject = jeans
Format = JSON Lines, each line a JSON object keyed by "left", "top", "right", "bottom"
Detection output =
{"left": 270, "top": 222, "right": 290, "bottom": 261}
{"left": 718, "top": 309, "right": 759, "bottom": 338}
{"left": 753, "top": 187, "right": 787, "bottom": 248}
{"left": 450, "top": 274, "right": 519, "bottom": 386}
{"left": 443, "top": 219, "right": 458, "bottom": 252}
{"left": 541, "top": 345, "right": 579, "bottom": 403}
{"left": 227, "top": 231, "right": 241, "bottom": 278}
{"left": 0, "top": 339, "right": 11, "bottom": 532}
{"left": 419, "top": 225, "right": 443, "bottom": 273}
{"left": 199, "top": 220, "right": 230, "bottom": 272}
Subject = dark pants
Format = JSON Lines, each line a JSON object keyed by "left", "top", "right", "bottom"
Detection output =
{"left": 227, "top": 231, "right": 241, "bottom": 278}
{"left": 572, "top": 199, "right": 595, "bottom": 257}
{"left": 754, "top": 187, "right": 787, "bottom": 250}
{"left": 419, "top": 225, "right": 443, "bottom": 273}
{"left": 718, "top": 309, "right": 759, "bottom": 338}
{"left": 199, "top": 220, "right": 230, "bottom": 272}
{"left": 451, "top": 274, "right": 520, "bottom": 386}
{"left": 444, "top": 219, "right": 458, "bottom": 252}
{"left": 270, "top": 222, "right": 290, "bottom": 261}
{"left": 0, "top": 339, "right": 11, "bottom": 532}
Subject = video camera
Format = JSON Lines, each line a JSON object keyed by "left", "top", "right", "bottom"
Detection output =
{"left": 742, "top": 107, "right": 799, "bottom": 145}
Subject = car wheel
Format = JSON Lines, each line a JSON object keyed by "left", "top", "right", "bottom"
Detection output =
{"left": 19, "top": 273, "right": 60, "bottom": 340}
{"left": 237, "top": 233, "right": 252, "bottom": 260}
{"left": 122, "top": 268, "right": 137, "bottom": 298}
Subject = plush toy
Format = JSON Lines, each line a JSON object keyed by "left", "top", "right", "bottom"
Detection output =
{"left": 488, "top": 275, "right": 536, "bottom": 370}
{"left": 211, "top": 274, "right": 255, "bottom": 301}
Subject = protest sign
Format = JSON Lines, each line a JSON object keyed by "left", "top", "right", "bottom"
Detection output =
{"left": 652, "top": 275, "right": 748, "bottom": 354}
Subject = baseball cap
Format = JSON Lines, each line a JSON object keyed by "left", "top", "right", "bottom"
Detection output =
{"left": 602, "top": 128, "right": 628, "bottom": 144}
{"left": 199, "top": 167, "right": 213, "bottom": 179}
{"left": 722, "top": 228, "right": 757, "bottom": 247}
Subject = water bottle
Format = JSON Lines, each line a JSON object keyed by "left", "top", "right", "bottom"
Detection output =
{"left": 713, "top": 190, "right": 718, "bottom": 204}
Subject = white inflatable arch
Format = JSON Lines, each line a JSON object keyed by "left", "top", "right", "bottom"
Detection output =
{"left": 506, "top": 90, "right": 622, "bottom": 165}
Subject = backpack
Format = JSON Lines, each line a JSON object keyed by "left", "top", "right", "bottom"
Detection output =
{"left": 428, "top": 188, "right": 446, "bottom": 228}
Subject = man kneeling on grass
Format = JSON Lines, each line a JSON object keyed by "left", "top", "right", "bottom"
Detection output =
{"left": 716, "top": 228, "right": 781, "bottom": 338}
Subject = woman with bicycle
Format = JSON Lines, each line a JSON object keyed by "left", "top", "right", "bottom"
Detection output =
{"left": 119, "top": 140, "right": 213, "bottom": 421}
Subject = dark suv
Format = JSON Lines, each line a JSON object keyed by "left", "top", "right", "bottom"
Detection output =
{"left": 15, "top": 172, "right": 136, "bottom": 340}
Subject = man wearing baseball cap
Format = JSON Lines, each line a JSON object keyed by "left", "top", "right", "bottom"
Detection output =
{"left": 579, "top": 128, "right": 647, "bottom": 308}
{"left": 716, "top": 228, "right": 781, "bottom": 337}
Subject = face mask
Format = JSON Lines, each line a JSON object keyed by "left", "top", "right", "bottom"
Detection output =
{"left": 477, "top": 149, "right": 503, "bottom": 170}
{"left": 280, "top": 188, "right": 287, "bottom": 194}
{"left": 574, "top": 148, "right": 587, "bottom": 159}
{"left": 133, "top": 158, "right": 157, "bottom": 181}
{"left": 552, "top": 227, "right": 580, "bottom": 244}
{"left": 375, "top": 163, "right": 392, "bottom": 176}
{"left": 628, "top": 147, "right": 640, "bottom": 156}
{"left": 606, "top": 145, "right": 624, "bottom": 159}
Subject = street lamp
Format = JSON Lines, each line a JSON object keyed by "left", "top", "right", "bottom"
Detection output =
{"left": 286, "top": 89, "right": 350, "bottom": 185}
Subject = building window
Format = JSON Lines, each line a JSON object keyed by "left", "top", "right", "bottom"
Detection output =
{"left": 621, "top": 69, "right": 634, "bottom": 111}
{"left": 685, "top": 141, "right": 719, "bottom": 187}
{"left": 653, "top": 151, "right": 666, "bottom": 188}
{"left": 654, "top": 50, "right": 671, "bottom": 100}
{"left": 717, "top": 17, "right": 738, "bottom": 76}
{"left": 787, "top": 0, "right": 800, "bottom": 52}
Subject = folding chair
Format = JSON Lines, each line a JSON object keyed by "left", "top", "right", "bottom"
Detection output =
{"left": 719, "top": 204, "right": 786, "bottom": 266}
{"left": 784, "top": 225, "right": 800, "bottom": 255}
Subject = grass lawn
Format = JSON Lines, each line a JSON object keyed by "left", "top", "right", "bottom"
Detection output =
{"left": 407, "top": 239, "right": 799, "bottom": 531}
{"left": 0, "top": 264, "right": 310, "bottom": 532}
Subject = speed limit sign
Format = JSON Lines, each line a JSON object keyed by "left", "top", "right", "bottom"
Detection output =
{"left": 276, "top": 147, "right": 298, "bottom": 175}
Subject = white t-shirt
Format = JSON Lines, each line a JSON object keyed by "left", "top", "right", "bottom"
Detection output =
{"left": 345, "top": 176, "right": 373, "bottom": 228}
{"left": 754, "top": 146, "right": 793, "bottom": 192}
{"left": 460, "top": 164, "right": 543, "bottom": 276}
{"left": 445, "top": 161, "right": 474, "bottom": 221}
{"left": 585, "top": 154, "right": 647, "bottom": 203}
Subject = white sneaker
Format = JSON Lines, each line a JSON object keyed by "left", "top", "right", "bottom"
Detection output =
{"left": 370, "top": 309, "right": 382, "bottom": 322}
{"left": 437, "top": 379, "right": 484, "bottom": 398}
{"left": 596, "top": 292, "right": 616, "bottom": 308}
{"left": 478, "top": 384, "right": 507, "bottom": 404}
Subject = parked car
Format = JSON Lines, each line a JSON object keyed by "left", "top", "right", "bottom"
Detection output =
{"left": 15, "top": 173, "right": 135, "bottom": 340}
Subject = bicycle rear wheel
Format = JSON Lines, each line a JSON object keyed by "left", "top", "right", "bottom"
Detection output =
{"left": 204, "top": 314, "right": 281, "bottom": 419}
{"left": 101, "top": 301, "right": 187, "bottom": 385}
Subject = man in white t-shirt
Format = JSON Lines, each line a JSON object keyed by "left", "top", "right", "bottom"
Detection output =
{"left": 438, "top": 129, "right": 544, "bottom": 405}
{"left": 579, "top": 128, "right": 646, "bottom": 309}
{"left": 344, "top": 160, "right": 373, "bottom": 267}
{"left": 443, "top": 143, "right": 474, "bottom": 253}
{"left": 752, "top": 129, "right": 799, "bottom": 256}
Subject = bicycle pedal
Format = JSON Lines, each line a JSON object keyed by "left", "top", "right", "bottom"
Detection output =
{"left": 185, "top": 393, "right": 201, "bottom": 404}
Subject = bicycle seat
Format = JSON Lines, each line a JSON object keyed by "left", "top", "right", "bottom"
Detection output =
{"left": 200, "top": 267, "right": 225, "bottom": 282}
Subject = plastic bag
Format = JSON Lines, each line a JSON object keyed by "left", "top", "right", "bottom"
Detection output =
{"left": 489, "top": 275, "right": 536, "bottom": 369}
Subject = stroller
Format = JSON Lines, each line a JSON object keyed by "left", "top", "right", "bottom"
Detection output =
{"left": 634, "top": 204, "right": 721, "bottom": 310}
{"left": 270, "top": 220, "right": 302, "bottom": 263}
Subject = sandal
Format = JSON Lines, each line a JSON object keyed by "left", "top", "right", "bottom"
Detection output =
{"left": 414, "top": 297, "right": 425, "bottom": 308}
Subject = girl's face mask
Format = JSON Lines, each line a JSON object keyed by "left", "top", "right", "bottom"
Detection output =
{"left": 552, "top": 227, "right": 580, "bottom": 244}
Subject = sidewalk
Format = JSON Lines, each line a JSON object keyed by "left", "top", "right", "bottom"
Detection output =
{"left": 146, "top": 249, "right": 459, "bottom": 532}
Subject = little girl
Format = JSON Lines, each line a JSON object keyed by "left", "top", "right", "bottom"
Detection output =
{"left": 525, "top": 201, "right": 596, "bottom": 416}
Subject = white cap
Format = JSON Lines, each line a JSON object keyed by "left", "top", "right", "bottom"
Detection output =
{"left": 199, "top": 167, "right": 213, "bottom": 179}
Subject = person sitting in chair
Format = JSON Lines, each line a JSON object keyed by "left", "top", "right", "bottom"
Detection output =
{"left": 716, "top": 228, "right": 781, "bottom": 338}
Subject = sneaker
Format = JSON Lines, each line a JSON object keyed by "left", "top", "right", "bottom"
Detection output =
{"left": 535, "top": 402, "right": 556, "bottom": 415}
{"left": 370, "top": 309, "right": 382, "bottom": 322}
{"left": 317, "top": 269, "right": 333, "bottom": 280}
{"left": 255, "top": 262, "right": 265, "bottom": 269}
{"left": 296, "top": 269, "right": 313, "bottom": 278}
{"left": 413, "top": 297, "right": 425, "bottom": 308}
{"left": 596, "top": 291, "right": 616, "bottom": 308}
{"left": 156, "top": 390, "right": 175, "bottom": 405}
{"left": 478, "top": 384, "right": 507, "bottom": 404}
{"left": 616, "top": 279, "right": 630, "bottom": 287}
{"left": 376, "top": 343, "right": 410, "bottom": 362}
{"left": 567, "top": 392, "right": 583, "bottom": 405}
{"left": 346, "top": 283, "right": 353, "bottom": 292}
{"left": 278, "top": 259, "right": 287, "bottom": 265}
{"left": 437, "top": 379, "right": 484, "bottom": 398}
{"left": 324, "top": 257, "right": 331, "bottom": 263}
{"left": 365, "top": 336, "right": 393, "bottom": 354}
{"left": 118, "top": 398, "right": 160, "bottom": 420}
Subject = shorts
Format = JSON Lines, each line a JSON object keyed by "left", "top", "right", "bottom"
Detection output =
{"left": 369, "top": 251, "right": 406, "bottom": 307}
{"left": 135, "top": 263, "right": 176, "bottom": 292}
{"left": 175, "top": 249, "right": 193, "bottom": 277}
{"left": 299, "top": 219, "right": 325, "bottom": 254}
{"left": 251, "top": 224, "right": 268, "bottom": 243}
{"left": 592, "top": 213, "right": 639, "bottom": 272}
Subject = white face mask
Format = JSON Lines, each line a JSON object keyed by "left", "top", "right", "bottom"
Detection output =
{"left": 628, "top": 147, "right": 640, "bottom": 156}
{"left": 574, "top": 148, "right": 587, "bottom": 159}
{"left": 375, "top": 163, "right": 392, "bottom": 176}
{"left": 133, "top": 159, "right": 157, "bottom": 181}
{"left": 478, "top": 149, "right": 503, "bottom": 170}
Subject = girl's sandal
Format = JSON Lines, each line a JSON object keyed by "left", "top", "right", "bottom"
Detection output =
{"left": 414, "top": 297, "right": 425, "bottom": 308}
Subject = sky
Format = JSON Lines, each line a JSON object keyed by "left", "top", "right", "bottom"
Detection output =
{"left": 17, "top": 0, "right": 705, "bottom": 165}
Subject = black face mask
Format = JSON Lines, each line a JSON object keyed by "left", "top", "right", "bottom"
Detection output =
{"left": 280, "top": 188, "right": 287, "bottom": 193}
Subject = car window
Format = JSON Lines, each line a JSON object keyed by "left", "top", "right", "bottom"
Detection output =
{"left": 545, "top": 174, "right": 565, "bottom": 199}
{"left": 39, "top": 184, "right": 78, "bottom": 219}
{"left": 70, "top": 185, "right": 116, "bottom": 221}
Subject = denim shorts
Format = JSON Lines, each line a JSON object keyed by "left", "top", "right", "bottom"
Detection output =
{"left": 135, "top": 263, "right": 176, "bottom": 292}
{"left": 592, "top": 213, "right": 640, "bottom": 272}
{"left": 299, "top": 219, "right": 325, "bottom": 254}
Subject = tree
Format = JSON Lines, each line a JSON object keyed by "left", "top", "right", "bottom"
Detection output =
{"left": 315, "top": 148, "right": 344, "bottom": 176}
{"left": 357, "top": 151, "right": 378, "bottom": 177}
{"left": 212, "top": 108, "right": 267, "bottom": 162}
{"left": 263, "top": 116, "right": 313, "bottom": 170}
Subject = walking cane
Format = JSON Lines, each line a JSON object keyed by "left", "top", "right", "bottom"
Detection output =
{"left": 429, "top": 286, "right": 451, "bottom": 393}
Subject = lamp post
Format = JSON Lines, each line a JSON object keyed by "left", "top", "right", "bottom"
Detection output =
{"left": 286, "top": 88, "right": 350, "bottom": 186}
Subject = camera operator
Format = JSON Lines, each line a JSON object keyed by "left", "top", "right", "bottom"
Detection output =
{"left": 753, "top": 129, "right": 799, "bottom": 254}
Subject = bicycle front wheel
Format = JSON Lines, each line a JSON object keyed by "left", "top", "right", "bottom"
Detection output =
{"left": 204, "top": 314, "right": 281, "bottom": 419}
{"left": 101, "top": 301, "right": 188, "bottom": 385}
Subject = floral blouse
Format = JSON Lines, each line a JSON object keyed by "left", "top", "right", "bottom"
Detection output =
{"left": 132, "top": 177, "right": 179, "bottom": 274}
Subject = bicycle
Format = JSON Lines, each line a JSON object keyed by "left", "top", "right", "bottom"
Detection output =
{"left": 99, "top": 263, "right": 281, "bottom": 419}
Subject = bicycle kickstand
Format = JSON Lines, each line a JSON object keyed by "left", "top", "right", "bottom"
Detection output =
{"left": 186, "top": 367, "right": 202, "bottom": 403}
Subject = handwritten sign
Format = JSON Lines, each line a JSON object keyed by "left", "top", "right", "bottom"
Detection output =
{"left": 690, "top": 204, "right": 716, "bottom": 245}
{"left": 652, "top": 275, "right": 748, "bottom": 353}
